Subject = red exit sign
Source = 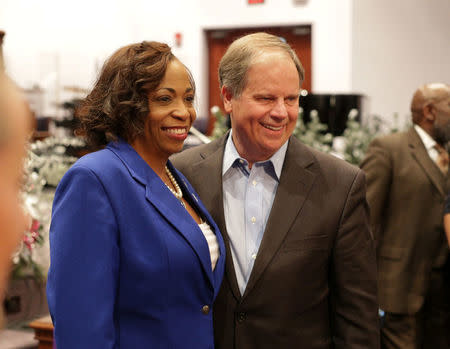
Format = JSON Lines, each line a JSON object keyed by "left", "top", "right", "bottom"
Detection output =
{"left": 248, "top": 0, "right": 264, "bottom": 4}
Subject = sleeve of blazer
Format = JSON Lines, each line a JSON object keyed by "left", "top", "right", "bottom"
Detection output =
{"left": 47, "top": 165, "right": 119, "bottom": 349}
{"left": 359, "top": 137, "right": 392, "bottom": 246}
{"left": 332, "top": 169, "right": 380, "bottom": 349}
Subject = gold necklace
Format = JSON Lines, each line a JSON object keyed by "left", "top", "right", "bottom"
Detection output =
{"left": 165, "top": 166, "right": 185, "bottom": 207}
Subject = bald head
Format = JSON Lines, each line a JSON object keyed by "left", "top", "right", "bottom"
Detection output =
{"left": 411, "top": 83, "right": 450, "bottom": 124}
{"left": 410, "top": 83, "right": 450, "bottom": 144}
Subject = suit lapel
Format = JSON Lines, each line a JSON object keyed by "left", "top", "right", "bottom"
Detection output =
{"left": 108, "top": 140, "right": 215, "bottom": 288}
{"left": 408, "top": 128, "right": 446, "bottom": 196}
{"left": 172, "top": 163, "right": 226, "bottom": 295}
{"left": 144, "top": 174, "right": 216, "bottom": 288}
{"left": 190, "top": 134, "right": 242, "bottom": 300}
{"left": 243, "top": 137, "right": 317, "bottom": 299}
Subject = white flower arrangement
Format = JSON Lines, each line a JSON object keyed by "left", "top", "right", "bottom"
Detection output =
{"left": 210, "top": 105, "right": 395, "bottom": 166}
{"left": 12, "top": 136, "right": 85, "bottom": 280}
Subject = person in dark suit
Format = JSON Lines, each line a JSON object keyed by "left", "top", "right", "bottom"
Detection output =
{"left": 0, "top": 73, "right": 31, "bottom": 326}
{"left": 360, "top": 83, "right": 450, "bottom": 348}
{"left": 46, "top": 41, "right": 225, "bottom": 349}
{"left": 172, "top": 32, "right": 379, "bottom": 349}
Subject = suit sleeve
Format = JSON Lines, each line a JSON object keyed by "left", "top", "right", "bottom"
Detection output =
{"left": 359, "top": 138, "right": 392, "bottom": 246}
{"left": 332, "top": 169, "right": 380, "bottom": 349}
{"left": 46, "top": 165, "right": 119, "bottom": 349}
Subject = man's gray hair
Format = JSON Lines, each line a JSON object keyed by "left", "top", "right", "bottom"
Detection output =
{"left": 218, "top": 32, "right": 305, "bottom": 98}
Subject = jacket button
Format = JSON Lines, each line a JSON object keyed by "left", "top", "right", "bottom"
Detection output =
{"left": 237, "top": 312, "right": 246, "bottom": 323}
{"left": 201, "top": 305, "right": 210, "bottom": 315}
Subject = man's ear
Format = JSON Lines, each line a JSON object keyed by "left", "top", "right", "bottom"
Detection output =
{"left": 423, "top": 103, "right": 436, "bottom": 122}
{"left": 221, "top": 85, "right": 233, "bottom": 114}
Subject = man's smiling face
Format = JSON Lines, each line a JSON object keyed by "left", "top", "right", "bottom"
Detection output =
{"left": 223, "top": 51, "right": 300, "bottom": 165}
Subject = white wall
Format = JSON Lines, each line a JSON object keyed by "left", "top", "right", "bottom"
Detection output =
{"left": 1, "top": 0, "right": 353, "bottom": 122}
{"left": 195, "top": 0, "right": 353, "bottom": 118}
{"left": 5, "top": 0, "right": 447, "bottom": 128}
{"left": 352, "top": 0, "right": 450, "bottom": 128}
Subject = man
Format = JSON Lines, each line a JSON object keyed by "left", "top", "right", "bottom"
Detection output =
{"left": 172, "top": 32, "right": 379, "bottom": 348}
{"left": 360, "top": 83, "right": 450, "bottom": 348}
{"left": 0, "top": 73, "right": 30, "bottom": 325}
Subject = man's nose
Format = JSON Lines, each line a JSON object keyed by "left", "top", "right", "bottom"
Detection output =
{"left": 270, "top": 99, "right": 288, "bottom": 118}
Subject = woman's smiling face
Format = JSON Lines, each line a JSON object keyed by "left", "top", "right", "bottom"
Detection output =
{"left": 140, "top": 59, "right": 196, "bottom": 161}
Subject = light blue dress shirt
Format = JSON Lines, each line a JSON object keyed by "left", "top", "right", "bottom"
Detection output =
{"left": 222, "top": 131, "right": 288, "bottom": 295}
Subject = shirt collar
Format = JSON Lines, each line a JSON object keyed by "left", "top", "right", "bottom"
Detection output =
{"left": 222, "top": 129, "right": 288, "bottom": 180}
{"left": 414, "top": 124, "right": 436, "bottom": 151}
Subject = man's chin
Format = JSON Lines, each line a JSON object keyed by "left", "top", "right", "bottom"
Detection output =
{"left": 433, "top": 125, "right": 450, "bottom": 145}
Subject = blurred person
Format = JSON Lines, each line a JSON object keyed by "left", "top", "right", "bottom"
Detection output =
{"left": 46, "top": 41, "right": 225, "bottom": 348}
{"left": 361, "top": 83, "right": 450, "bottom": 348}
{"left": 0, "top": 73, "right": 30, "bottom": 325}
{"left": 172, "top": 32, "right": 379, "bottom": 349}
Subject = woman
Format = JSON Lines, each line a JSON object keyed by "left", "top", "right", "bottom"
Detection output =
{"left": 46, "top": 41, "right": 225, "bottom": 348}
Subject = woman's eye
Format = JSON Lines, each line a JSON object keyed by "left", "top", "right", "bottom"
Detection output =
{"left": 157, "top": 96, "right": 172, "bottom": 102}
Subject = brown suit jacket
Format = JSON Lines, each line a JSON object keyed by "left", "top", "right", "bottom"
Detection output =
{"left": 360, "top": 127, "right": 449, "bottom": 315}
{"left": 172, "top": 134, "right": 379, "bottom": 349}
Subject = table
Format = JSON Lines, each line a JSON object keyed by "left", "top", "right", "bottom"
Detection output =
{"left": 28, "top": 315, "right": 53, "bottom": 349}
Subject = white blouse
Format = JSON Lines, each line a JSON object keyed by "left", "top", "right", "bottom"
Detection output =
{"left": 198, "top": 221, "right": 219, "bottom": 270}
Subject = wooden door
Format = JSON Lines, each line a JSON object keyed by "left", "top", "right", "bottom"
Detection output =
{"left": 205, "top": 26, "right": 312, "bottom": 135}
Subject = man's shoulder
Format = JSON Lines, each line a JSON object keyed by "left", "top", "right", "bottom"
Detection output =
{"left": 288, "top": 137, "right": 360, "bottom": 178}
{"left": 369, "top": 129, "right": 410, "bottom": 149}
{"left": 171, "top": 136, "right": 226, "bottom": 170}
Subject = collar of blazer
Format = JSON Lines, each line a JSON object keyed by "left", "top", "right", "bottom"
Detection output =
{"left": 188, "top": 132, "right": 319, "bottom": 300}
{"left": 107, "top": 139, "right": 225, "bottom": 290}
{"left": 408, "top": 127, "right": 447, "bottom": 197}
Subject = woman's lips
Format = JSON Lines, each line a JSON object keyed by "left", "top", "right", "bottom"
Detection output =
{"left": 162, "top": 126, "right": 189, "bottom": 140}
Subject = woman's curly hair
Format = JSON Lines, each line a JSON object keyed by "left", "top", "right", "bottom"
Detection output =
{"left": 76, "top": 41, "right": 179, "bottom": 149}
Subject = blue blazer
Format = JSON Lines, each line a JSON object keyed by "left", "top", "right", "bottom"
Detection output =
{"left": 47, "top": 140, "right": 225, "bottom": 349}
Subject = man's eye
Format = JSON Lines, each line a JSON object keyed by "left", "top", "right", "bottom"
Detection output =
{"left": 286, "top": 97, "right": 299, "bottom": 105}
{"left": 185, "top": 95, "right": 195, "bottom": 103}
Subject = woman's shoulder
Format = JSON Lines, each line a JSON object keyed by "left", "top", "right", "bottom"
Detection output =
{"left": 62, "top": 148, "right": 124, "bottom": 184}
{"left": 74, "top": 147, "right": 118, "bottom": 170}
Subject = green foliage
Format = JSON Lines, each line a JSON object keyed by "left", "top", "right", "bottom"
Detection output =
{"left": 12, "top": 136, "right": 86, "bottom": 281}
{"left": 340, "top": 112, "right": 381, "bottom": 165}
{"left": 209, "top": 105, "right": 401, "bottom": 166}
{"left": 293, "top": 110, "right": 333, "bottom": 154}
{"left": 210, "top": 106, "right": 229, "bottom": 140}
{"left": 11, "top": 219, "right": 46, "bottom": 281}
